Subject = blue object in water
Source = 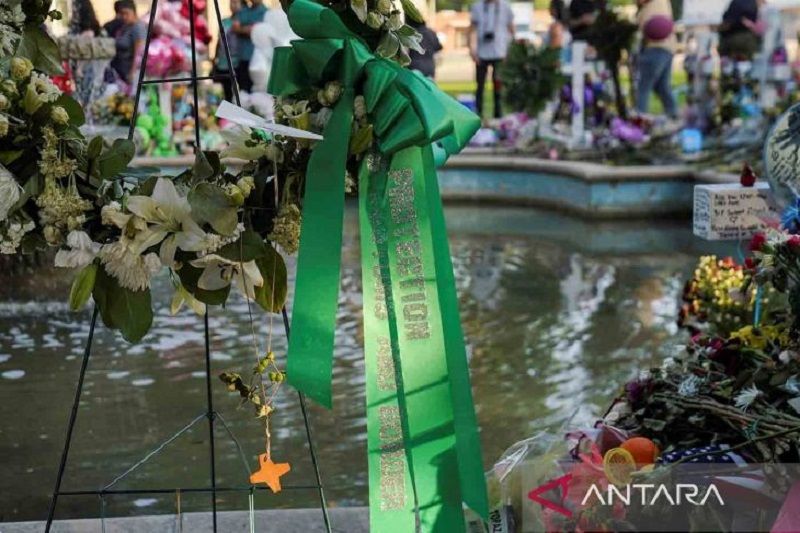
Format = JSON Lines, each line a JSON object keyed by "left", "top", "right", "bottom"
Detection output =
{"left": 681, "top": 128, "right": 703, "bottom": 154}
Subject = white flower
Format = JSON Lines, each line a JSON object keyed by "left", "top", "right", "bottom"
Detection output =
{"left": 734, "top": 384, "right": 762, "bottom": 411}
{"left": 0, "top": 114, "right": 8, "bottom": 137}
{"left": 678, "top": 374, "right": 703, "bottom": 397}
{"left": 0, "top": 219, "right": 33, "bottom": 254}
{"left": 126, "top": 178, "right": 207, "bottom": 267}
{"left": 99, "top": 241, "right": 162, "bottom": 291}
{"left": 54, "top": 231, "right": 101, "bottom": 269}
{"left": 190, "top": 254, "right": 263, "bottom": 300}
{"left": 9, "top": 57, "right": 32, "bottom": 80}
{"left": 0, "top": 165, "right": 20, "bottom": 222}
{"left": 220, "top": 126, "right": 271, "bottom": 160}
{"left": 23, "top": 72, "right": 61, "bottom": 114}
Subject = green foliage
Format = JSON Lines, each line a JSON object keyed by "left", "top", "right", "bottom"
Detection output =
{"left": 69, "top": 262, "right": 97, "bottom": 311}
{"left": 188, "top": 183, "right": 239, "bottom": 236}
{"left": 93, "top": 266, "right": 153, "bottom": 343}
{"left": 16, "top": 26, "right": 63, "bottom": 75}
{"left": 586, "top": 8, "right": 637, "bottom": 66}
{"left": 96, "top": 139, "right": 136, "bottom": 180}
{"left": 253, "top": 247, "right": 288, "bottom": 313}
{"left": 500, "top": 41, "right": 565, "bottom": 116}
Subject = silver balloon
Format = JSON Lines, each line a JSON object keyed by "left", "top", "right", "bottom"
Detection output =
{"left": 764, "top": 102, "right": 800, "bottom": 210}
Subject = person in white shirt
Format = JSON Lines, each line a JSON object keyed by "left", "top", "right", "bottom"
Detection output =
{"left": 469, "top": 0, "right": 514, "bottom": 120}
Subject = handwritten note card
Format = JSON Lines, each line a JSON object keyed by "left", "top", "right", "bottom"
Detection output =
{"left": 693, "top": 182, "right": 775, "bottom": 241}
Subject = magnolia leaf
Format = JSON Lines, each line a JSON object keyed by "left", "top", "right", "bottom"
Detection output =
{"left": 69, "top": 262, "right": 97, "bottom": 311}
{"left": 188, "top": 182, "right": 239, "bottom": 235}
{"left": 217, "top": 230, "right": 268, "bottom": 262}
{"left": 17, "top": 26, "right": 64, "bottom": 75}
{"left": 55, "top": 94, "right": 85, "bottom": 127}
{"left": 351, "top": 0, "right": 368, "bottom": 22}
{"left": 253, "top": 245, "right": 288, "bottom": 313}
{"left": 23, "top": 173, "right": 44, "bottom": 197}
{"left": 0, "top": 150, "right": 24, "bottom": 166}
{"left": 87, "top": 136, "right": 103, "bottom": 159}
{"left": 97, "top": 139, "right": 136, "bottom": 179}
{"left": 193, "top": 150, "right": 221, "bottom": 183}
{"left": 349, "top": 124, "right": 374, "bottom": 155}
{"left": 376, "top": 31, "right": 401, "bottom": 59}
{"left": 400, "top": 0, "right": 424, "bottom": 23}
{"left": 93, "top": 266, "right": 153, "bottom": 343}
{"left": 176, "top": 259, "right": 231, "bottom": 305}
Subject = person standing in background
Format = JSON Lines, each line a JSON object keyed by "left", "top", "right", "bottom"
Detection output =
{"left": 232, "top": 0, "right": 268, "bottom": 93}
{"left": 469, "top": 0, "right": 514, "bottom": 120}
{"left": 213, "top": 0, "right": 241, "bottom": 101}
{"left": 110, "top": 0, "right": 146, "bottom": 85}
{"left": 718, "top": 0, "right": 764, "bottom": 60}
{"left": 567, "top": 0, "right": 597, "bottom": 42}
{"left": 408, "top": 19, "right": 443, "bottom": 79}
{"left": 102, "top": 1, "right": 124, "bottom": 38}
{"left": 635, "top": 0, "right": 677, "bottom": 117}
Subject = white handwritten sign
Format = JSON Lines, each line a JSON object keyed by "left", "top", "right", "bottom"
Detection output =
{"left": 693, "top": 183, "right": 775, "bottom": 241}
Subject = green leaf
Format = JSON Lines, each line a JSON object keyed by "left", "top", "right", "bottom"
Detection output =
{"left": 97, "top": 139, "right": 136, "bottom": 179}
{"left": 217, "top": 230, "right": 267, "bottom": 262}
{"left": 17, "top": 26, "right": 64, "bottom": 75}
{"left": 400, "top": 0, "right": 424, "bottom": 23}
{"left": 69, "top": 263, "right": 97, "bottom": 311}
{"left": 253, "top": 245, "right": 288, "bottom": 313}
{"left": 23, "top": 173, "right": 44, "bottom": 198}
{"left": 377, "top": 32, "right": 401, "bottom": 59}
{"left": 193, "top": 151, "right": 221, "bottom": 183}
{"left": 55, "top": 94, "right": 85, "bottom": 127}
{"left": 349, "top": 124, "right": 374, "bottom": 155}
{"left": 93, "top": 266, "right": 153, "bottom": 342}
{"left": 175, "top": 261, "right": 231, "bottom": 305}
{"left": 0, "top": 150, "right": 24, "bottom": 166}
{"left": 188, "top": 182, "right": 239, "bottom": 235}
{"left": 351, "top": 0, "right": 368, "bottom": 22}
{"left": 87, "top": 136, "right": 103, "bottom": 159}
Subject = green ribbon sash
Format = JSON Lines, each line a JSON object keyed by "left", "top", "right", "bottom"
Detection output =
{"left": 269, "top": 2, "right": 486, "bottom": 530}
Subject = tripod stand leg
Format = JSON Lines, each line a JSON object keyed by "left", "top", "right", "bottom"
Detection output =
{"left": 282, "top": 308, "right": 332, "bottom": 533}
{"left": 45, "top": 306, "right": 100, "bottom": 532}
{"left": 204, "top": 311, "right": 218, "bottom": 532}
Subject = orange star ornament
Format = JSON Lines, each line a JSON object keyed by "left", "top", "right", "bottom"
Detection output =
{"left": 250, "top": 453, "right": 291, "bottom": 493}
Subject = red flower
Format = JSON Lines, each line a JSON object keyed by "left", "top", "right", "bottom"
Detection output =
{"left": 744, "top": 257, "right": 757, "bottom": 270}
{"left": 788, "top": 235, "right": 800, "bottom": 249}
{"left": 749, "top": 233, "right": 767, "bottom": 252}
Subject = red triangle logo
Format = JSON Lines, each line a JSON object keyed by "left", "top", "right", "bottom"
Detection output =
{"left": 527, "top": 474, "right": 572, "bottom": 518}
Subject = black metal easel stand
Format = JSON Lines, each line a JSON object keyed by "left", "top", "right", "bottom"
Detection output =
{"left": 44, "top": 0, "right": 330, "bottom": 531}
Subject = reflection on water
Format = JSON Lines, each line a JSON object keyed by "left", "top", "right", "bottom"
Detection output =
{"left": 0, "top": 204, "right": 730, "bottom": 522}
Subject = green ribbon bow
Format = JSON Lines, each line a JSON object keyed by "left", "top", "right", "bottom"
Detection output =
{"left": 269, "top": 2, "right": 486, "bottom": 530}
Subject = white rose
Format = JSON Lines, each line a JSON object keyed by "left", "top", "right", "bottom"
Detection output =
{"left": 0, "top": 165, "right": 21, "bottom": 222}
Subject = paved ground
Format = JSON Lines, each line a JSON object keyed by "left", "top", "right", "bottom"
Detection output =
{"left": 1, "top": 508, "right": 369, "bottom": 533}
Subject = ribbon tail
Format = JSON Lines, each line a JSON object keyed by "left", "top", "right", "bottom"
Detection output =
{"left": 421, "top": 146, "right": 489, "bottom": 520}
{"left": 382, "top": 147, "right": 466, "bottom": 533}
{"left": 360, "top": 160, "right": 418, "bottom": 532}
{"left": 286, "top": 92, "right": 354, "bottom": 408}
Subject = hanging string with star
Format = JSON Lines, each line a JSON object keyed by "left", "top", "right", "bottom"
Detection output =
{"left": 219, "top": 136, "right": 291, "bottom": 493}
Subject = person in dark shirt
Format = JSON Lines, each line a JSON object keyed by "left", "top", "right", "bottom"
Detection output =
{"left": 102, "top": 1, "right": 125, "bottom": 38}
{"left": 718, "top": 0, "right": 763, "bottom": 59}
{"left": 568, "top": 0, "right": 597, "bottom": 41}
{"left": 408, "top": 19, "right": 442, "bottom": 78}
{"left": 110, "top": 0, "right": 146, "bottom": 84}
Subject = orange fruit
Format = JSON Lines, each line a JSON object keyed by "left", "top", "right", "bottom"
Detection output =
{"left": 620, "top": 437, "right": 660, "bottom": 467}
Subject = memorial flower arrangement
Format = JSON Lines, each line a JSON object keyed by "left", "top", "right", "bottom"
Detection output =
{"left": 612, "top": 231, "right": 800, "bottom": 463}
{"left": 5, "top": 2, "right": 489, "bottom": 530}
